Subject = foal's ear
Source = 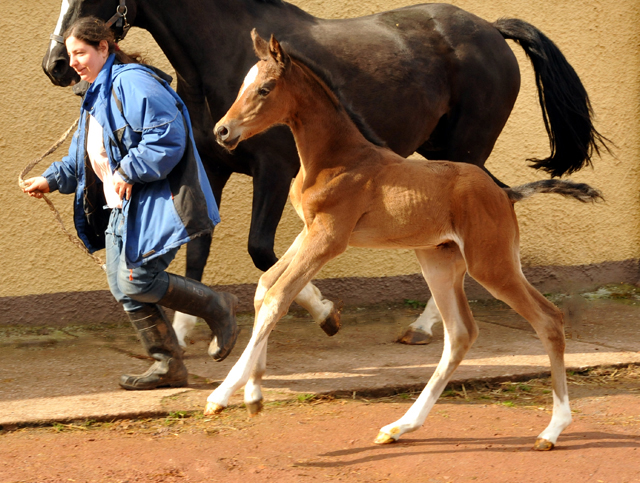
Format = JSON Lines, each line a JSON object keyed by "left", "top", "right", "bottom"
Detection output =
{"left": 251, "top": 28, "right": 269, "bottom": 60}
{"left": 268, "top": 35, "right": 290, "bottom": 71}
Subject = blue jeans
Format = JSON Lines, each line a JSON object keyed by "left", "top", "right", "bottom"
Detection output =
{"left": 105, "top": 208, "right": 179, "bottom": 312}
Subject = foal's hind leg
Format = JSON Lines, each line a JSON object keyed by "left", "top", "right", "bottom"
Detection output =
{"left": 376, "top": 244, "right": 478, "bottom": 443}
{"left": 467, "top": 254, "right": 571, "bottom": 450}
{"left": 396, "top": 83, "right": 517, "bottom": 347}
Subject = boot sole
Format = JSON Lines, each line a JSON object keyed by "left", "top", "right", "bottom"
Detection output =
{"left": 119, "top": 378, "right": 189, "bottom": 391}
{"left": 209, "top": 294, "right": 240, "bottom": 362}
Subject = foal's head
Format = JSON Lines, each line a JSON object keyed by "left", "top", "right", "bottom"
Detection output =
{"left": 215, "top": 30, "right": 297, "bottom": 151}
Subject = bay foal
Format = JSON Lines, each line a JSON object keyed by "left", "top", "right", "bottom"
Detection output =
{"left": 208, "top": 31, "right": 602, "bottom": 450}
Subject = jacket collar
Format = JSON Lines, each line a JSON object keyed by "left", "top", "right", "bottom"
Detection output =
{"left": 82, "top": 53, "right": 117, "bottom": 113}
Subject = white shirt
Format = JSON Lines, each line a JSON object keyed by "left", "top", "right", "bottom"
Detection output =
{"left": 86, "top": 114, "right": 122, "bottom": 209}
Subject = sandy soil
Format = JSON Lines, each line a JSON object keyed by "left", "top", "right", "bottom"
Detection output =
{"left": 2, "top": 366, "right": 639, "bottom": 483}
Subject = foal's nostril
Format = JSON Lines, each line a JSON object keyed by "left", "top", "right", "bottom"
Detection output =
{"left": 216, "top": 125, "right": 229, "bottom": 141}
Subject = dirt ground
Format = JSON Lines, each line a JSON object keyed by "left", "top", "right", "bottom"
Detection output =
{"left": 2, "top": 365, "right": 639, "bottom": 483}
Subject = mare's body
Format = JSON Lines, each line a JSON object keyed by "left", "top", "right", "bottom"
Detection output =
{"left": 43, "top": 0, "right": 608, "bottom": 342}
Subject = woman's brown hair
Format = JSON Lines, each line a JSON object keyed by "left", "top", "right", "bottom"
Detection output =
{"left": 64, "top": 17, "right": 144, "bottom": 64}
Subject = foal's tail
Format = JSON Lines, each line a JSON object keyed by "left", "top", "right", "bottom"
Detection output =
{"left": 505, "top": 179, "right": 604, "bottom": 204}
{"left": 493, "top": 18, "right": 612, "bottom": 178}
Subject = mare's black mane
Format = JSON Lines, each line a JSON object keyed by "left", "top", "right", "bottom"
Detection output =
{"left": 283, "top": 45, "right": 387, "bottom": 148}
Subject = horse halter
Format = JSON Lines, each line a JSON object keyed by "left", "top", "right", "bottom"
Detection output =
{"left": 49, "top": 0, "right": 131, "bottom": 45}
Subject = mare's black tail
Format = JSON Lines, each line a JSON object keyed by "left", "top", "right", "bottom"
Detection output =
{"left": 494, "top": 18, "right": 612, "bottom": 177}
{"left": 505, "top": 179, "right": 603, "bottom": 203}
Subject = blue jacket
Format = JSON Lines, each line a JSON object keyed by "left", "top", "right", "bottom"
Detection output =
{"left": 43, "top": 54, "right": 220, "bottom": 268}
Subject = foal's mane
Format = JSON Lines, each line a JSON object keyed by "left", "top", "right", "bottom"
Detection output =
{"left": 283, "top": 46, "right": 387, "bottom": 148}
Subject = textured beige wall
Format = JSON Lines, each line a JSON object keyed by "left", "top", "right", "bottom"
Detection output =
{"left": 1, "top": 0, "right": 638, "bottom": 299}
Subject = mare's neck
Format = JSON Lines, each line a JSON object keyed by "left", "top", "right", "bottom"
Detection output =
{"left": 135, "top": 0, "right": 314, "bottom": 100}
{"left": 286, "top": 63, "right": 374, "bottom": 176}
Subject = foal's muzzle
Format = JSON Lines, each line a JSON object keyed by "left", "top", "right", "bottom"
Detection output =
{"left": 214, "top": 123, "right": 240, "bottom": 150}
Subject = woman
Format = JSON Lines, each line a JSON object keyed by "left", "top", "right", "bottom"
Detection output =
{"left": 23, "top": 17, "right": 238, "bottom": 390}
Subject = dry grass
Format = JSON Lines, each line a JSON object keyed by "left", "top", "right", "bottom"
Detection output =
{"left": 5, "top": 364, "right": 637, "bottom": 437}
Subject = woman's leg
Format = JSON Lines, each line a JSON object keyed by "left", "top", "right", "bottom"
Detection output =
{"left": 105, "top": 209, "right": 188, "bottom": 390}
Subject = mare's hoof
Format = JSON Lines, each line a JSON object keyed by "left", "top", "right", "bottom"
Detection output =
{"left": 204, "top": 401, "right": 225, "bottom": 415}
{"left": 396, "top": 327, "right": 432, "bottom": 345}
{"left": 319, "top": 304, "right": 342, "bottom": 337}
{"left": 533, "top": 438, "right": 555, "bottom": 451}
{"left": 246, "top": 399, "right": 264, "bottom": 416}
{"left": 374, "top": 431, "right": 397, "bottom": 445}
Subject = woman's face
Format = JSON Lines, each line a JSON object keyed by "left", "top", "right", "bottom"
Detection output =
{"left": 66, "top": 36, "right": 109, "bottom": 83}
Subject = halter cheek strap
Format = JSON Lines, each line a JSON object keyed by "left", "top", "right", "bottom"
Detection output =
{"left": 49, "top": 0, "right": 130, "bottom": 45}
{"left": 105, "top": 0, "right": 131, "bottom": 42}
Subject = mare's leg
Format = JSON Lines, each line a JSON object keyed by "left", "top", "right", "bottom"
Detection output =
{"left": 172, "top": 233, "right": 213, "bottom": 348}
{"left": 247, "top": 141, "right": 299, "bottom": 272}
{"left": 376, "top": 243, "right": 477, "bottom": 443}
{"left": 249, "top": 147, "right": 340, "bottom": 335}
{"left": 173, "top": 160, "right": 231, "bottom": 348}
{"left": 467, "top": 250, "right": 570, "bottom": 450}
{"left": 205, "top": 220, "right": 349, "bottom": 415}
{"left": 397, "top": 297, "right": 442, "bottom": 345}
{"left": 396, "top": 65, "right": 518, "bottom": 346}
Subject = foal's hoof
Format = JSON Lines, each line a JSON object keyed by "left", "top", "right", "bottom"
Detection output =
{"left": 533, "top": 438, "right": 555, "bottom": 451}
{"left": 319, "top": 304, "right": 342, "bottom": 337}
{"left": 246, "top": 399, "right": 264, "bottom": 416}
{"left": 374, "top": 431, "right": 397, "bottom": 445}
{"left": 396, "top": 327, "right": 432, "bottom": 345}
{"left": 204, "top": 401, "right": 225, "bottom": 415}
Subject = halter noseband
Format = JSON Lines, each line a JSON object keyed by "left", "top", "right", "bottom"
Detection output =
{"left": 49, "top": 0, "right": 131, "bottom": 45}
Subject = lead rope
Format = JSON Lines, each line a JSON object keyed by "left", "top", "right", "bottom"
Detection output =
{"left": 18, "top": 118, "right": 106, "bottom": 270}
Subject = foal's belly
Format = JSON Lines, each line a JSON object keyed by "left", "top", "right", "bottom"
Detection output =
{"left": 347, "top": 231, "right": 447, "bottom": 250}
{"left": 348, "top": 214, "right": 451, "bottom": 250}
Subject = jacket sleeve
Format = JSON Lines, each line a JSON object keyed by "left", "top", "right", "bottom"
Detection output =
{"left": 42, "top": 129, "right": 80, "bottom": 194}
{"left": 113, "top": 71, "right": 186, "bottom": 184}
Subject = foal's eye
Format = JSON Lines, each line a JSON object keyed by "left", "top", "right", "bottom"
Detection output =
{"left": 257, "top": 80, "right": 276, "bottom": 97}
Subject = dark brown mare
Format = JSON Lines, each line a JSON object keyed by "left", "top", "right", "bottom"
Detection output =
{"left": 42, "top": 0, "right": 609, "bottom": 345}
{"left": 207, "top": 31, "right": 602, "bottom": 449}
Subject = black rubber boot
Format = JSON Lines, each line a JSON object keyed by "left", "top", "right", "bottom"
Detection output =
{"left": 160, "top": 273, "right": 239, "bottom": 362}
{"left": 119, "top": 304, "right": 189, "bottom": 390}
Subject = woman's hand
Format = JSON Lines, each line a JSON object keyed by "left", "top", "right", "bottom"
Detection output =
{"left": 22, "top": 176, "right": 50, "bottom": 199}
{"left": 113, "top": 171, "right": 133, "bottom": 200}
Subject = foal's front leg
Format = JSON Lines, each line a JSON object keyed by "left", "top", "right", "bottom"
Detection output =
{"left": 205, "top": 221, "right": 349, "bottom": 415}
{"left": 205, "top": 231, "right": 304, "bottom": 414}
{"left": 241, "top": 231, "right": 306, "bottom": 414}
{"left": 294, "top": 282, "right": 342, "bottom": 336}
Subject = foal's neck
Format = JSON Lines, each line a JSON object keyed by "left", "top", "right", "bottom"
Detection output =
{"left": 286, "top": 62, "right": 376, "bottom": 175}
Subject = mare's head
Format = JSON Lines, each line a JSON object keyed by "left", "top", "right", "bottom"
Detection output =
{"left": 215, "top": 30, "right": 293, "bottom": 151}
{"left": 43, "top": 0, "right": 136, "bottom": 87}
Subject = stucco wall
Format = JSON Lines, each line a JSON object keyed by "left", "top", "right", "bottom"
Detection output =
{"left": 1, "top": 1, "right": 638, "bottom": 310}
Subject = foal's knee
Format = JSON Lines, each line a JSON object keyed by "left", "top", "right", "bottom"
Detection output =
{"left": 448, "top": 325, "right": 477, "bottom": 357}
{"left": 535, "top": 305, "right": 566, "bottom": 353}
{"left": 254, "top": 277, "right": 269, "bottom": 313}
